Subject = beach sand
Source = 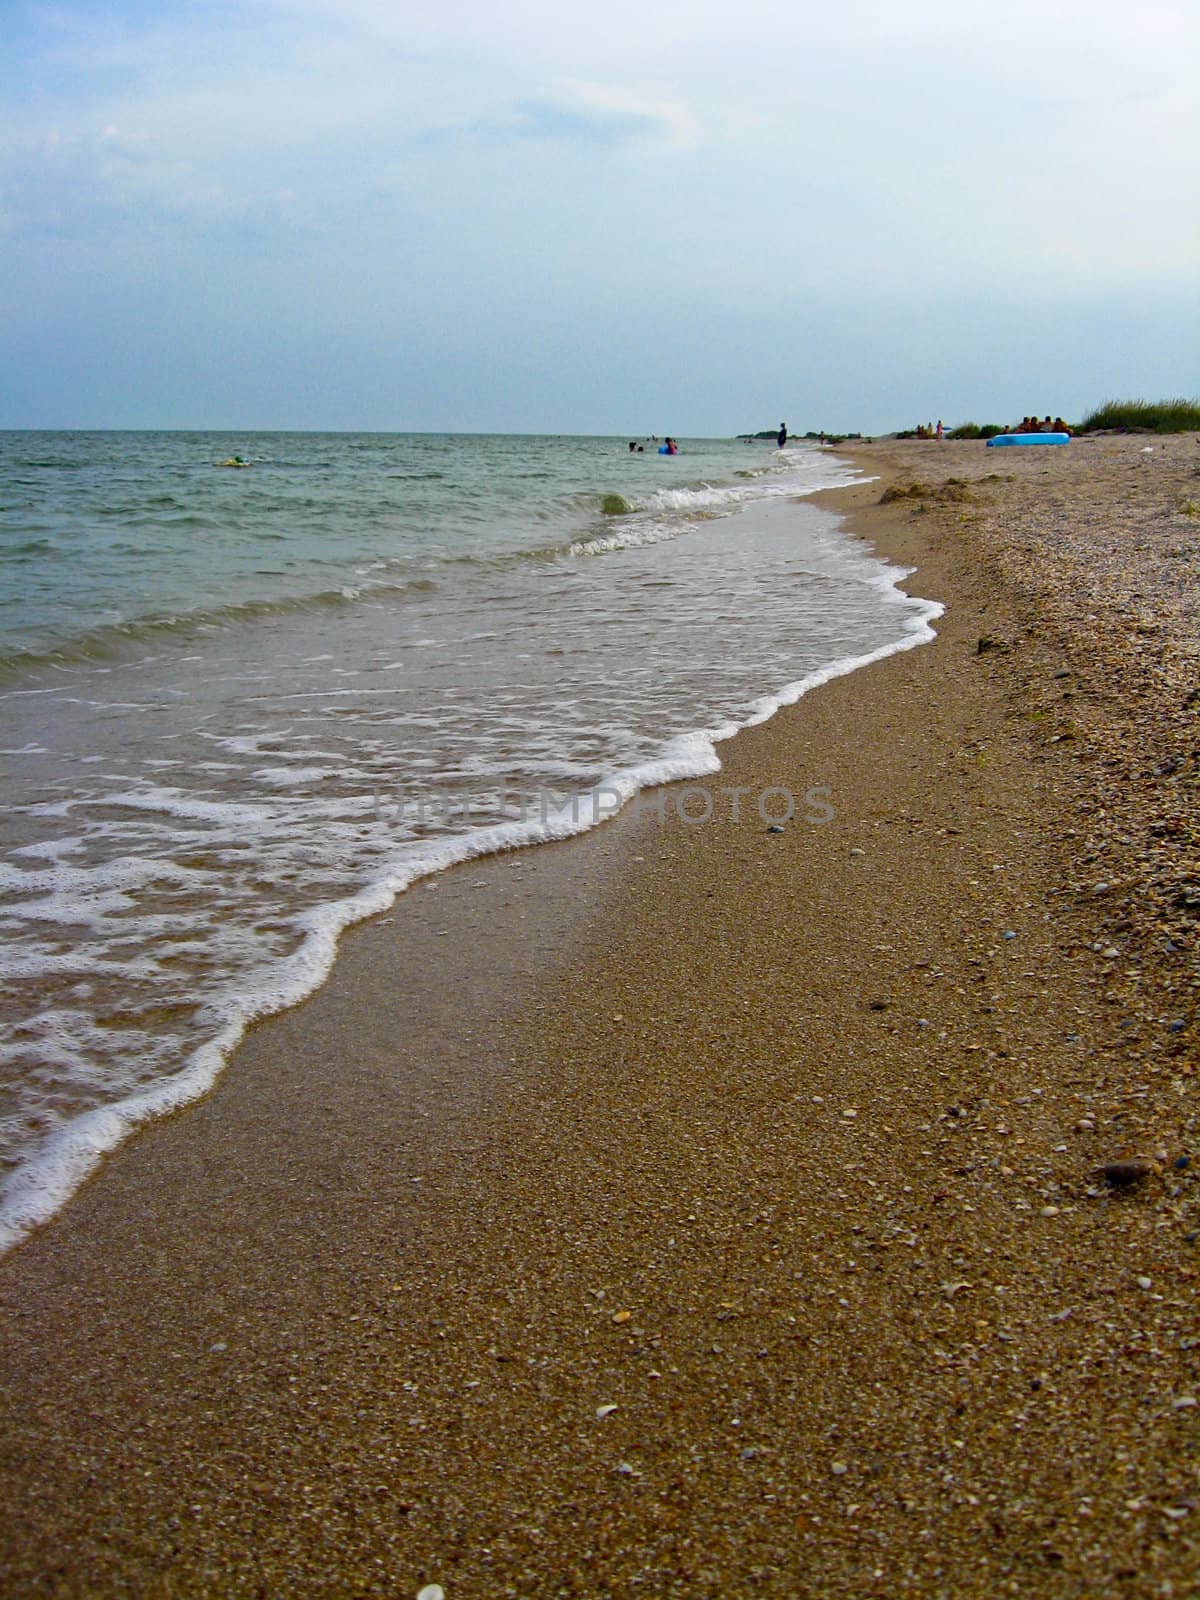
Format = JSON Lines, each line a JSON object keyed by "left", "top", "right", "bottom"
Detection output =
{"left": 1, "top": 435, "right": 1198, "bottom": 1597}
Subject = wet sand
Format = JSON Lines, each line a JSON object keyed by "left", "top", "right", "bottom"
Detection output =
{"left": 1, "top": 434, "right": 1198, "bottom": 1597}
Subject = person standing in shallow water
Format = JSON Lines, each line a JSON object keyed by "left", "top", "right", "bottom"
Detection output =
{"left": 777, "top": 423, "right": 788, "bottom": 448}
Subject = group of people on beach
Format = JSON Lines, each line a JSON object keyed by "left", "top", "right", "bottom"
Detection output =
{"left": 914, "top": 414, "right": 1071, "bottom": 440}
{"left": 1013, "top": 415, "right": 1071, "bottom": 435}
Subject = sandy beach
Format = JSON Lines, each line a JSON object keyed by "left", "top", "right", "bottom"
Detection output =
{"left": 2, "top": 434, "right": 1198, "bottom": 1598}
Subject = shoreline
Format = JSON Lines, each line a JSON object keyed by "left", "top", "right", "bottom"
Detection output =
{"left": 0, "top": 474, "right": 931, "bottom": 1261}
{"left": 2, "top": 436, "right": 1197, "bottom": 1596}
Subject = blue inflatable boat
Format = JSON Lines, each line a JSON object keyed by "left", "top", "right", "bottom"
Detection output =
{"left": 986, "top": 433, "right": 1070, "bottom": 447}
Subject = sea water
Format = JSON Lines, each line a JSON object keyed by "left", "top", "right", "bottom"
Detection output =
{"left": 0, "top": 431, "right": 940, "bottom": 1251}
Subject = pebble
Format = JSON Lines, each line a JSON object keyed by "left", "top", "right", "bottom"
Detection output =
{"left": 1095, "top": 1158, "right": 1161, "bottom": 1187}
{"left": 831, "top": 1461, "right": 849, "bottom": 1476}
{"left": 1171, "top": 1396, "right": 1198, "bottom": 1410}
{"left": 849, "top": 847, "right": 865, "bottom": 856}
{"left": 596, "top": 1404, "right": 619, "bottom": 1420}
{"left": 417, "top": 1587, "right": 445, "bottom": 1600}
{"left": 612, "top": 1310, "right": 632, "bottom": 1324}
{"left": 1136, "top": 1276, "right": 1153, "bottom": 1291}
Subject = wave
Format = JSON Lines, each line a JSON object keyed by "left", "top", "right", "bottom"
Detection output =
{"left": 0, "top": 578, "right": 441, "bottom": 682}
{"left": 1, "top": 538, "right": 56, "bottom": 557}
{"left": 1, "top": 517, "right": 709, "bottom": 680}
{"left": 0, "top": 451, "right": 856, "bottom": 682}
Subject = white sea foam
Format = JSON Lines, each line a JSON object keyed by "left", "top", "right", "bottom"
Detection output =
{"left": 568, "top": 521, "right": 696, "bottom": 558}
{"left": 0, "top": 854, "right": 203, "bottom": 895}
{"left": 252, "top": 765, "right": 338, "bottom": 787}
{"left": 742, "top": 575, "right": 943, "bottom": 728}
{"left": 79, "top": 788, "right": 275, "bottom": 826}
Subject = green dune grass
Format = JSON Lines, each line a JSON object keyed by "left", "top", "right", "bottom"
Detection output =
{"left": 1078, "top": 398, "right": 1200, "bottom": 434}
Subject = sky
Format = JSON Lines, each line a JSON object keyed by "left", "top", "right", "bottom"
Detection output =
{"left": 2, "top": 0, "right": 1198, "bottom": 435}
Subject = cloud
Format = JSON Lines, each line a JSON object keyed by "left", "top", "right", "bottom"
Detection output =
{"left": 551, "top": 79, "right": 700, "bottom": 145}
{"left": 421, "top": 77, "right": 700, "bottom": 150}
{"left": 4, "top": 0, "right": 1196, "bottom": 430}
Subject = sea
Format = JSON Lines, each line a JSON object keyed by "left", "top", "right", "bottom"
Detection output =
{"left": 0, "top": 430, "right": 941, "bottom": 1253}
